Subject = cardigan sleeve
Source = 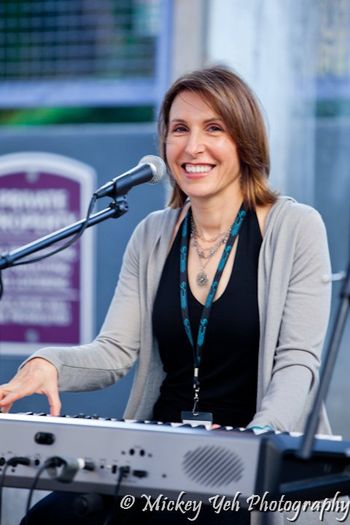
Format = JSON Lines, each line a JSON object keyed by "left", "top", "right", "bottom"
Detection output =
{"left": 249, "top": 206, "right": 332, "bottom": 431}
{"left": 20, "top": 219, "right": 146, "bottom": 392}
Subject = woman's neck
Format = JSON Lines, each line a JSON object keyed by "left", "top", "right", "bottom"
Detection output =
{"left": 190, "top": 193, "right": 244, "bottom": 239}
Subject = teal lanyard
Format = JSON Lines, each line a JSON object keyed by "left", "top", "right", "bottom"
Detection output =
{"left": 179, "top": 205, "right": 246, "bottom": 415}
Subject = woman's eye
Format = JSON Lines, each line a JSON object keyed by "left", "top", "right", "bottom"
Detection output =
{"left": 170, "top": 124, "right": 188, "bottom": 133}
{"left": 207, "top": 124, "right": 223, "bottom": 132}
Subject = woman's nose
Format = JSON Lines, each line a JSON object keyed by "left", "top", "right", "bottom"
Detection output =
{"left": 184, "top": 131, "right": 205, "bottom": 156}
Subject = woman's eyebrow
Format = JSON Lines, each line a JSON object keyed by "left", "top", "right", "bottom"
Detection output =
{"left": 169, "top": 117, "right": 224, "bottom": 123}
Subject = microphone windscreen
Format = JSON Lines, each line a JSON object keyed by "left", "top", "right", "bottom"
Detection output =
{"left": 138, "top": 155, "right": 167, "bottom": 184}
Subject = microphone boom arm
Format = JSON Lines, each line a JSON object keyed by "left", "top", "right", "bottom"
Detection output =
{"left": 0, "top": 195, "right": 128, "bottom": 271}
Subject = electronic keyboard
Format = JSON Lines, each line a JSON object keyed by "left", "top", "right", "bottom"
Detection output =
{"left": 1, "top": 413, "right": 350, "bottom": 505}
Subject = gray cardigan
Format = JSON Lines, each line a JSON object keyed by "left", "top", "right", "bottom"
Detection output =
{"left": 29, "top": 196, "right": 332, "bottom": 434}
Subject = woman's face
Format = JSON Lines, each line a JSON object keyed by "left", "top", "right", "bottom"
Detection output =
{"left": 165, "top": 90, "right": 242, "bottom": 202}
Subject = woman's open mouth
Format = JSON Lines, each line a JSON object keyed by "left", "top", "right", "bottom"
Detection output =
{"left": 181, "top": 163, "right": 215, "bottom": 175}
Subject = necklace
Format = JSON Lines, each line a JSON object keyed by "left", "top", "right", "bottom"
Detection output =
{"left": 190, "top": 216, "right": 230, "bottom": 243}
{"left": 192, "top": 244, "right": 211, "bottom": 287}
{"left": 191, "top": 221, "right": 231, "bottom": 287}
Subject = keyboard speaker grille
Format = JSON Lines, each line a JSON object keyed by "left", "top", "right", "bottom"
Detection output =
{"left": 182, "top": 445, "right": 244, "bottom": 487}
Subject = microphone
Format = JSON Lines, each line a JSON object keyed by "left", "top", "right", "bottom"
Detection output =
{"left": 93, "top": 155, "right": 166, "bottom": 199}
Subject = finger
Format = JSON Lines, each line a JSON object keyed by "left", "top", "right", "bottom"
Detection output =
{"left": 0, "top": 391, "right": 21, "bottom": 410}
{"left": 46, "top": 388, "right": 61, "bottom": 417}
{"left": 0, "top": 402, "right": 13, "bottom": 413}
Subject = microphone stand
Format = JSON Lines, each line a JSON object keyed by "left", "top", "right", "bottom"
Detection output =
{"left": 0, "top": 195, "right": 128, "bottom": 272}
{"left": 297, "top": 262, "right": 350, "bottom": 459}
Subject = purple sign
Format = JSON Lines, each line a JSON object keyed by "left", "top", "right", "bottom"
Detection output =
{"left": 0, "top": 153, "right": 95, "bottom": 354}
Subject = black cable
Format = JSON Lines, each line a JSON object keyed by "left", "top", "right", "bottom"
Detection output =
{"left": 0, "top": 462, "right": 11, "bottom": 525}
{"left": 23, "top": 455, "right": 94, "bottom": 524}
{"left": 11, "top": 194, "right": 97, "bottom": 268}
{"left": 24, "top": 456, "right": 64, "bottom": 525}
{"left": 0, "top": 457, "right": 31, "bottom": 525}
{"left": 103, "top": 466, "right": 130, "bottom": 525}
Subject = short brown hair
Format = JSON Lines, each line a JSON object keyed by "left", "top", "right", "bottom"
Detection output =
{"left": 158, "top": 65, "right": 277, "bottom": 209}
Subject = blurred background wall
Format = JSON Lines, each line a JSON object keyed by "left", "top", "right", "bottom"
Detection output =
{"left": 0, "top": 0, "right": 349, "bottom": 434}
{"left": 0, "top": 1, "right": 349, "bottom": 523}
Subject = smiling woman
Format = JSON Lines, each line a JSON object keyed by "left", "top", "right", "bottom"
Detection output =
{"left": 158, "top": 66, "right": 276, "bottom": 210}
{"left": 0, "top": 66, "right": 332, "bottom": 525}
{"left": 157, "top": 67, "right": 278, "bottom": 307}
{"left": 166, "top": 90, "right": 242, "bottom": 205}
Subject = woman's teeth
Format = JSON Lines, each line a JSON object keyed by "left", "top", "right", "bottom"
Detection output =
{"left": 184, "top": 164, "right": 212, "bottom": 173}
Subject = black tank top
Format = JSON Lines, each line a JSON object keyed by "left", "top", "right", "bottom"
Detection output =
{"left": 152, "top": 209, "right": 262, "bottom": 427}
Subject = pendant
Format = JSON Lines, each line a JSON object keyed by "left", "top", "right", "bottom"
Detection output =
{"left": 196, "top": 271, "right": 208, "bottom": 287}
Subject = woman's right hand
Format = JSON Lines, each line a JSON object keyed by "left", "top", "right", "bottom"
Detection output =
{"left": 0, "top": 357, "right": 61, "bottom": 416}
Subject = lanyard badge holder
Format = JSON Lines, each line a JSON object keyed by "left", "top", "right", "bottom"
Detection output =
{"left": 179, "top": 205, "right": 246, "bottom": 427}
{"left": 181, "top": 367, "right": 212, "bottom": 427}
